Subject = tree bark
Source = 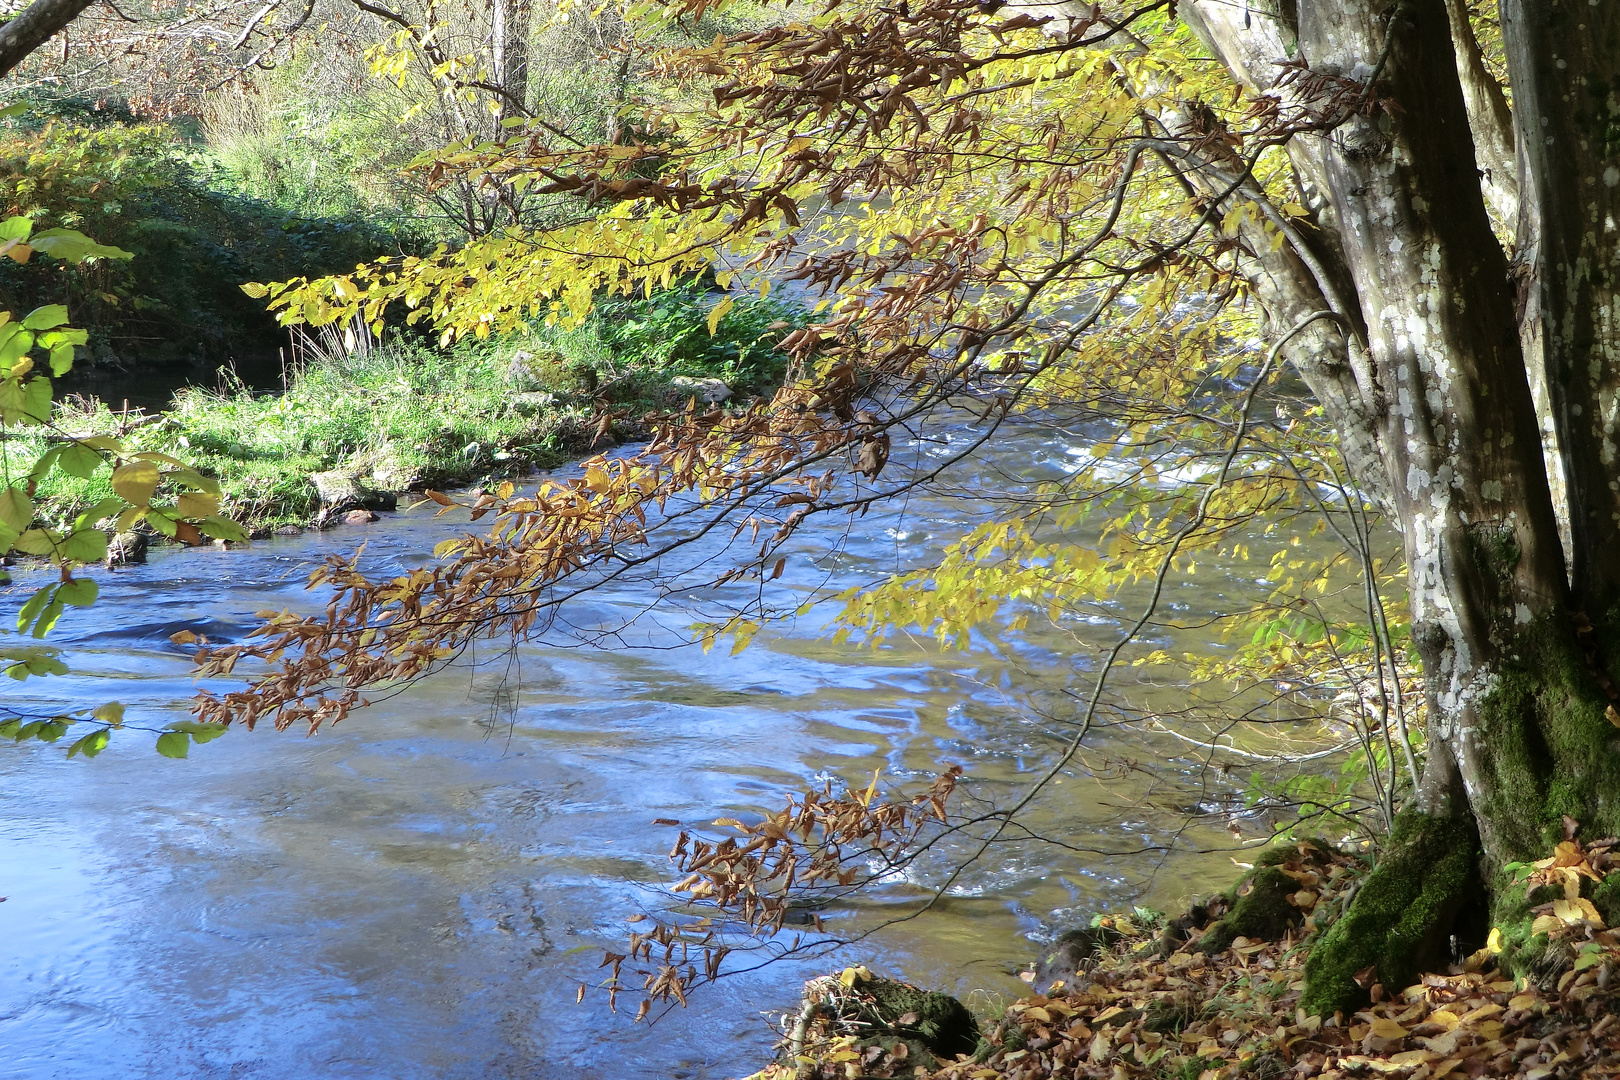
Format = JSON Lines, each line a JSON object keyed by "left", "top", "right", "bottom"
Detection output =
{"left": 1182, "top": 0, "right": 1620, "bottom": 1013}
{"left": 1502, "top": 0, "right": 1620, "bottom": 611}
{"left": 490, "top": 0, "right": 531, "bottom": 128}
{"left": 0, "top": 0, "right": 95, "bottom": 78}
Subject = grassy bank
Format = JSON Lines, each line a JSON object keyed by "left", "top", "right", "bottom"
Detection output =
{"left": 27, "top": 284, "right": 804, "bottom": 535}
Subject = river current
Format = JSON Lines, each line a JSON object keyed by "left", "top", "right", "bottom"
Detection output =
{"left": 1, "top": 418, "right": 1332, "bottom": 1079}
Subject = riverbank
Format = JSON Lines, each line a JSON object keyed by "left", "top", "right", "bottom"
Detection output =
{"left": 767, "top": 838, "right": 1620, "bottom": 1080}
{"left": 28, "top": 284, "right": 802, "bottom": 536}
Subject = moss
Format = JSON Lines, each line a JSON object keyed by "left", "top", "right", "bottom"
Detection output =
{"left": 1593, "top": 873, "right": 1620, "bottom": 928}
{"left": 1197, "top": 839, "right": 1339, "bottom": 955}
{"left": 1300, "top": 812, "right": 1478, "bottom": 1016}
{"left": 1488, "top": 882, "right": 1549, "bottom": 979}
{"left": 1471, "top": 610, "right": 1620, "bottom": 859}
{"left": 860, "top": 978, "right": 980, "bottom": 1061}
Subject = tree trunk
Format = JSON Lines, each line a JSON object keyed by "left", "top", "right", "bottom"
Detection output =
{"left": 490, "top": 0, "right": 531, "bottom": 128}
{"left": 1186, "top": 0, "right": 1620, "bottom": 1014}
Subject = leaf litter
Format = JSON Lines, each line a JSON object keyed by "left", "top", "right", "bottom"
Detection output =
{"left": 743, "top": 838, "right": 1620, "bottom": 1080}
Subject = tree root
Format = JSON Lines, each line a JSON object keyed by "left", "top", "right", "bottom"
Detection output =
{"left": 1301, "top": 811, "right": 1480, "bottom": 1016}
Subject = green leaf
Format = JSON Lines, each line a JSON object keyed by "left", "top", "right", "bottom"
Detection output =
{"left": 155, "top": 731, "right": 190, "bottom": 758}
{"left": 59, "top": 528, "right": 107, "bottom": 565}
{"left": 170, "top": 469, "right": 220, "bottom": 495}
{"left": 36, "top": 719, "right": 68, "bottom": 743}
{"left": 91, "top": 701, "right": 124, "bottom": 725}
{"left": 0, "top": 102, "right": 28, "bottom": 118}
{"left": 21, "top": 304, "right": 68, "bottom": 330}
{"left": 58, "top": 442, "right": 104, "bottom": 479}
{"left": 0, "top": 484, "right": 29, "bottom": 531}
{"left": 240, "top": 281, "right": 271, "bottom": 299}
{"left": 13, "top": 528, "right": 55, "bottom": 555}
{"left": 57, "top": 578, "right": 98, "bottom": 607}
{"left": 29, "top": 228, "right": 133, "bottom": 263}
{"left": 0, "top": 216, "right": 31, "bottom": 242}
{"left": 168, "top": 720, "right": 228, "bottom": 744}
{"left": 0, "top": 326, "right": 33, "bottom": 368}
{"left": 145, "top": 509, "right": 177, "bottom": 538}
{"left": 198, "top": 515, "right": 249, "bottom": 542}
{"left": 27, "top": 443, "right": 61, "bottom": 481}
{"left": 67, "top": 728, "right": 110, "bottom": 759}
{"left": 31, "top": 597, "right": 64, "bottom": 638}
{"left": 73, "top": 497, "right": 122, "bottom": 530}
{"left": 49, "top": 343, "right": 74, "bottom": 376}
{"left": 2, "top": 374, "right": 53, "bottom": 425}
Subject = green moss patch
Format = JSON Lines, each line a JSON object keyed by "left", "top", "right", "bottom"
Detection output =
{"left": 1196, "top": 837, "right": 1342, "bottom": 954}
{"left": 1301, "top": 812, "right": 1478, "bottom": 1016}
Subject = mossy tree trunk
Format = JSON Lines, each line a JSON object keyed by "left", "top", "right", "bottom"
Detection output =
{"left": 1179, "top": 0, "right": 1620, "bottom": 1015}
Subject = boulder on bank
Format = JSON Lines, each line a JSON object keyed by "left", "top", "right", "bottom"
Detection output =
{"left": 670, "top": 375, "right": 733, "bottom": 404}
{"left": 783, "top": 967, "right": 979, "bottom": 1076}
{"left": 1030, "top": 922, "right": 1125, "bottom": 993}
{"left": 1197, "top": 837, "right": 1348, "bottom": 954}
{"left": 310, "top": 469, "right": 398, "bottom": 513}
{"left": 105, "top": 530, "right": 148, "bottom": 567}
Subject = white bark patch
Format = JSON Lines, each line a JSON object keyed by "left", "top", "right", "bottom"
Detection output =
{"left": 1481, "top": 479, "right": 1504, "bottom": 501}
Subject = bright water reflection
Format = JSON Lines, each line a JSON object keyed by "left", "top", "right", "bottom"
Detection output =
{"left": 1, "top": 419, "right": 1310, "bottom": 1079}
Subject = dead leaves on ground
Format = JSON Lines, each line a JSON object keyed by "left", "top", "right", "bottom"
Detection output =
{"left": 744, "top": 838, "right": 1620, "bottom": 1080}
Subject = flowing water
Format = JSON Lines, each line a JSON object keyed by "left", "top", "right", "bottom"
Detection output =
{"left": 0, "top": 417, "right": 1349, "bottom": 1079}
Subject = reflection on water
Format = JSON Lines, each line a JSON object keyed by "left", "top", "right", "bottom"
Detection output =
{"left": 1, "top": 420, "right": 1323, "bottom": 1079}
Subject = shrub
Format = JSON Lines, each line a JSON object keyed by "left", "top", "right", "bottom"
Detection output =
{"left": 0, "top": 113, "right": 417, "bottom": 369}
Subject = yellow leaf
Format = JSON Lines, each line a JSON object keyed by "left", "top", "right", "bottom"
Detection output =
{"left": 706, "top": 295, "right": 735, "bottom": 336}
{"left": 1427, "top": 1009, "right": 1460, "bottom": 1031}
{"left": 838, "top": 965, "right": 871, "bottom": 988}
{"left": 1368, "top": 1017, "right": 1409, "bottom": 1039}
{"left": 110, "top": 460, "right": 160, "bottom": 506}
{"left": 176, "top": 491, "right": 220, "bottom": 519}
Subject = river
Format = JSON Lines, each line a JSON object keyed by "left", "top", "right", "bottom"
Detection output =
{"left": 0, "top": 415, "right": 1352, "bottom": 1079}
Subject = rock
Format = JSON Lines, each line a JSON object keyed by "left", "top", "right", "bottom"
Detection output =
{"left": 105, "top": 531, "right": 148, "bottom": 568}
{"left": 275, "top": 525, "right": 303, "bottom": 536}
{"left": 310, "top": 470, "right": 398, "bottom": 512}
{"left": 344, "top": 509, "right": 380, "bottom": 524}
{"left": 1197, "top": 837, "right": 1343, "bottom": 955}
{"left": 670, "top": 375, "right": 733, "bottom": 403}
{"left": 1032, "top": 923, "right": 1126, "bottom": 993}
{"left": 509, "top": 391, "right": 557, "bottom": 413}
{"left": 784, "top": 968, "right": 980, "bottom": 1072}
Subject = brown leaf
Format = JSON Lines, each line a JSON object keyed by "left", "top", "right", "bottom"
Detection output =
{"left": 1354, "top": 964, "right": 1379, "bottom": 988}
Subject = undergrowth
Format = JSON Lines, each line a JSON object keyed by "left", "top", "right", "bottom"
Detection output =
{"left": 22, "top": 286, "right": 807, "bottom": 532}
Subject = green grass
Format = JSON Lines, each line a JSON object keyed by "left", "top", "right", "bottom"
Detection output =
{"left": 20, "top": 285, "right": 809, "bottom": 534}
